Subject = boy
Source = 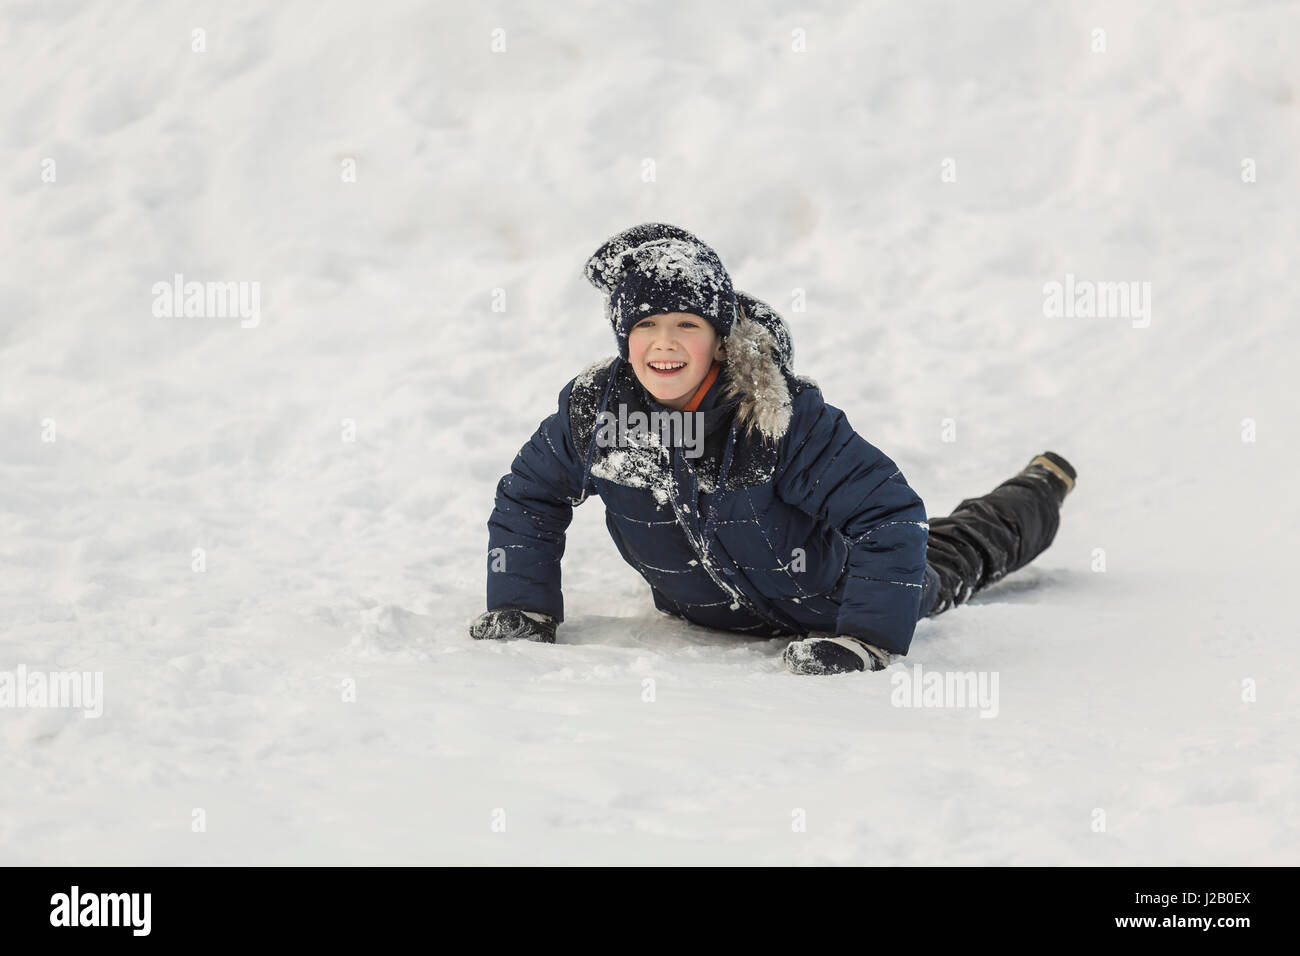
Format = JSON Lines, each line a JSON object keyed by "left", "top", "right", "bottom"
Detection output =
{"left": 471, "top": 223, "right": 1076, "bottom": 675}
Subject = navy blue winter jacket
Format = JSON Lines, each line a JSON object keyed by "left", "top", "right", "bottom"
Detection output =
{"left": 484, "top": 293, "right": 930, "bottom": 655}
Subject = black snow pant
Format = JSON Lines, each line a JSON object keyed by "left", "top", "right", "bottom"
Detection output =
{"left": 918, "top": 468, "right": 1063, "bottom": 617}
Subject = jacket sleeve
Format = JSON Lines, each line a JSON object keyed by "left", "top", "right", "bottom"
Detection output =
{"left": 772, "top": 388, "right": 929, "bottom": 655}
{"left": 485, "top": 377, "right": 590, "bottom": 623}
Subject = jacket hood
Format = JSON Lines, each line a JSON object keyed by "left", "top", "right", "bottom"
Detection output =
{"left": 723, "top": 290, "right": 796, "bottom": 443}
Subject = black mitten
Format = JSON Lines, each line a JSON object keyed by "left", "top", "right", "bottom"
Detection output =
{"left": 469, "top": 608, "right": 557, "bottom": 643}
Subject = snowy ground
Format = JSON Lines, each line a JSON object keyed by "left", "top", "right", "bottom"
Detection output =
{"left": 2, "top": 0, "right": 1296, "bottom": 865}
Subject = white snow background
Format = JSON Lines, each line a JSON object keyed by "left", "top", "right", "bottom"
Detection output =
{"left": 2, "top": 0, "right": 1296, "bottom": 865}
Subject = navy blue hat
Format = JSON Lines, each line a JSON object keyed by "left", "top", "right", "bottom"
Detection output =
{"left": 583, "top": 223, "right": 737, "bottom": 360}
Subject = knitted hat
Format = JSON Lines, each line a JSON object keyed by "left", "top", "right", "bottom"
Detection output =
{"left": 583, "top": 223, "right": 737, "bottom": 360}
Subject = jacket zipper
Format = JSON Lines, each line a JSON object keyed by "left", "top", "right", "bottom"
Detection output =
{"left": 668, "top": 448, "right": 792, "bottom": 630}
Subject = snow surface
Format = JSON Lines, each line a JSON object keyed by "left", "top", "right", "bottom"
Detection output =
{"left": 2, "top": 0, "right": 1296, "bottom": 865}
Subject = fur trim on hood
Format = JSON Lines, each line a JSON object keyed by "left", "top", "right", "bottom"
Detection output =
{"left": 722, "top": 292, "right": 799, "bottom": 444}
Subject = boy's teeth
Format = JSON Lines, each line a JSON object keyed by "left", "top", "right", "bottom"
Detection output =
{"left": 651, "top": 362, "right": 685, "bottom": 369}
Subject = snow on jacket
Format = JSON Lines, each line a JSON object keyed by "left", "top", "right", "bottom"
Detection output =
{"left": 484, "top": 293, "right": 931, "bottom": 655}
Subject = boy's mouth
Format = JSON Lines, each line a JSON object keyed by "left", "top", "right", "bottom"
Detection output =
{"left": 647, "top": 360, "right": 687, "bottom": 378}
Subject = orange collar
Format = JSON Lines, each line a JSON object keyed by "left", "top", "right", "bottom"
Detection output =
{"left": 681, "top": 361, "right": 721, "bottom": 412}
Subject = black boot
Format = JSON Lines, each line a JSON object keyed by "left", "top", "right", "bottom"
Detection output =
{"left": 923, "top": 451, "right": 1077, "bottom": 616}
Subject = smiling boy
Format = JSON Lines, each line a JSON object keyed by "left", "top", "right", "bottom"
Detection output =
{"left": 471, "top": 223, "right": 1077, "bottom": 675}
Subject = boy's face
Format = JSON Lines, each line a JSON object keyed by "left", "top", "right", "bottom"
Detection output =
{"left": 627, "top": 312, "right": 725, "bottom": 410}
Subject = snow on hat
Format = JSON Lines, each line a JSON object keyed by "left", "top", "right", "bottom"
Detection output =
{"left": 583, "top": 223, "right": 737, "bottom": 360}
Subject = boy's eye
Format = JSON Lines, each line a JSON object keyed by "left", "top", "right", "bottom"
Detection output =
{"left": 634, "top": 319, "right": 698, "bottom": 329}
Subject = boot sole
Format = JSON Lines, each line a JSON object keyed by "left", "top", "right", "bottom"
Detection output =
{"left": 1027, "top": 452, "right": 1076, "bottom": 495}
